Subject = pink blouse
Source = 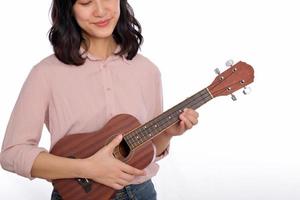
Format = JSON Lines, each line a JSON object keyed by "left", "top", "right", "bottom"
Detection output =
{"left": 0, "top": 48, "right": 168, "bottom": 184}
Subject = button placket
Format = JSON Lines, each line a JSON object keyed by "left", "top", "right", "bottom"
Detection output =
{"left": 106, "top": 69, "right": 114, "bottom": 117}
{"left": 101, "top": 62, "right": 114, "bottom": 117}
{"left": 98, "top": 62, "right": 104, "bottom": 71}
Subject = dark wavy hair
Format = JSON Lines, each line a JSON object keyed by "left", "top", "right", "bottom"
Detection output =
{"left": 48, "top": 0, "right": 143, "bottom": 66}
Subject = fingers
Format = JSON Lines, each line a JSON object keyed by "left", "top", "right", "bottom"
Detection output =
{"left": 110, "top": 164, "right": 144, "bottom": 190}
{"left": 177, "top": 120, "right": 186, "bottom": 134}
{"left": 111, "top": 173, "right": 136, "bottom": 190}
{"left": 111, "top": 183, "right": 124, "bottom": 190}
{"left": 105, "top": 134, "right": 123, "bottom": 153}
{"left": 93, "top": 161, "right": 145, "bottom": 190}
{"left": 111, "top": 165, "right": 143, "bottom": 189}
{"left": 119, "top": 172, "right": 136, "bottom": 183}
{"left": 183, "top": 108, "right": 199, "bottom": 119}
{"left": 119, "top": 162, "right": 146, "bottom": 176}
{"left": 180, "top": 108, "right": 199, "bottom": 129}
{"left": 115, "top": 177, "right": 129, "bottom": 188}
{"left": 179, "top": 115, "right": 193, "bottom": 129}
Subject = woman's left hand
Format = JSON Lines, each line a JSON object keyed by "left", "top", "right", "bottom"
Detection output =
{"left": 164, "top": 108, "right": 199, "bottom": 137}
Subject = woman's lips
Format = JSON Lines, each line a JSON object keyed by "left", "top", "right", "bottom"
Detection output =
{"left": 94, "top": 19, "right": 110, "bottom": 27}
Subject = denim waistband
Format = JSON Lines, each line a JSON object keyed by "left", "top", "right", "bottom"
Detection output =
{"left": 51, "top": 179, "right": 157, "bottom": 200}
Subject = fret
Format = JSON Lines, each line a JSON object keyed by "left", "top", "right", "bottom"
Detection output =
{"left": 190, "top": 94, "right": 211, "bottom": 110}
{"left": 191, "top": 90, "right": 211, "bottom": 109}
{"left": 132, "top": 131, "right": 140, "bottom": 146}
{"left": 140, "top": 129, "right": 147, "bottom": 143}
{"left": 129, "top": 134, "right": 137, "bottom": 149}
{"left": 124, "top": 135, "right": 134, "bottom": 150}
{"left": 129, "top": 130, "right": 141, "bottom": 148}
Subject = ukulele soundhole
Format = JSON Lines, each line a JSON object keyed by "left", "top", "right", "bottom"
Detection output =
{"left": 113, "top": 139, "right": 131, "bottom": 160}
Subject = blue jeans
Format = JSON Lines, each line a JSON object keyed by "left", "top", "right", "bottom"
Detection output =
{"left": 51, "top": 179, "right": 157, "bottom": 200}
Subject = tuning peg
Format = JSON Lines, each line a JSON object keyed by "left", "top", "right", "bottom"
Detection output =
{"left": 214, "top": 68, "right": 221, "bottom": 75}
{"left": 231, "top": 93, "right": 237, "bottom": 101}
{"left": 243, "top": 86, "right": 251, "bottom": 95}
{"left": 225, "top": 59, "right": 234, "bottom": 67}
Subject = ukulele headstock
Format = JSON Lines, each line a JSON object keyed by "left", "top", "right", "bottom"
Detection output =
{"left": 207, "top": 61, "right": 254, "bottom": 98}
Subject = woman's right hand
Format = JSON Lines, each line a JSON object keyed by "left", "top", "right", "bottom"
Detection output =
{"left": 82, "top": 134, "right": 146, "bottom": 190}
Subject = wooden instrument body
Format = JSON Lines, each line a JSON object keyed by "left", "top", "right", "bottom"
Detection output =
{"left": 50, "top": 114, "right": 154, "bottom": 200}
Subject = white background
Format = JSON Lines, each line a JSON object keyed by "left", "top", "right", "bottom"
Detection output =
{"left": 0, "top": 0, "right": 299, "bottom": 199}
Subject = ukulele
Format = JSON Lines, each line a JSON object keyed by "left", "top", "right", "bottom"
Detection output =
{"left": 50, "top": 60, "right": 254, "bottom": 200}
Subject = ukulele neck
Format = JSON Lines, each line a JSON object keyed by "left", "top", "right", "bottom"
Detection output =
{"left": 124, "top": 88, "right": 213, "bottom": 150}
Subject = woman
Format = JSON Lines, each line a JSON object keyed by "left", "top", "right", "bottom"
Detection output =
{"left": 0, "top": 0, "right": 199, "bottom": 199}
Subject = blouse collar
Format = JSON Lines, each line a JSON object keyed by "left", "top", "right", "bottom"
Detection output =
{"left": 79, "top": 45, "right": 130, "bottom": 65}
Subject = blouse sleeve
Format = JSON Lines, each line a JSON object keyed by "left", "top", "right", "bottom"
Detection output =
{"left": 150, "top": 66, "right": 170, "bottom": 162}
{"left": 0, "top": 65, "right": 50, "bottom": 179}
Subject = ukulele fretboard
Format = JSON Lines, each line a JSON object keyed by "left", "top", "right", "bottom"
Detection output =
{"left": 124, "top": 88, "right": 213, "bottom": 150}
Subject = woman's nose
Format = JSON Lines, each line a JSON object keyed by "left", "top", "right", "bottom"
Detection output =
{"left": 93, "top": 0, "right": 107, "bottom": 17}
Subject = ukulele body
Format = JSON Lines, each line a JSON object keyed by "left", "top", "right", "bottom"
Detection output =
{"left": 50, "top": 114, "right": 154, "bottom": 200}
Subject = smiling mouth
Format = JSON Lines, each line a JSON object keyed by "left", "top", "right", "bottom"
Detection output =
{"left": 94, "top": 18, "right": 111, "bottom": 27}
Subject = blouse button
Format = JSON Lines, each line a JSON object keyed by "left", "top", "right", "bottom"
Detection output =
{"left": 99, "top": 63, "right": 104, "bottom": 69}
